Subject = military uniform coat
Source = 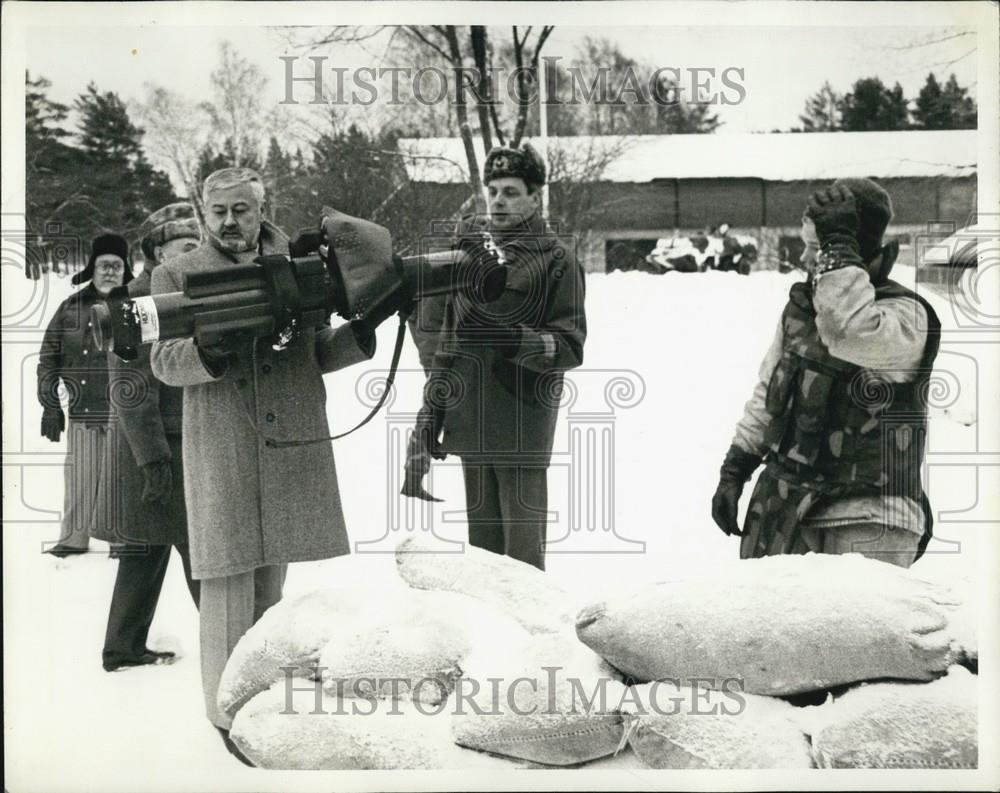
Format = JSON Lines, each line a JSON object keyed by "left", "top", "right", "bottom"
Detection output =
{"left": 94, "top": 270, "right": 188, "bottom": 546}
{"left": 430, "top": 214, "right": 587, "bottom": 464}
{"left": 150, "top": 224, "right": 374, "bottom": 580}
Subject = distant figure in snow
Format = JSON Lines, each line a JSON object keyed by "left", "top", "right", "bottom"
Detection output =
{"left": 710, "top": 179, "right": 940, "bottom": 568}
{"left": 37, "top": 233, "right": 133, "bottom": 557}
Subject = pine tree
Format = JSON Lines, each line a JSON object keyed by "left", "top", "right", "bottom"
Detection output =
{"left": 914, "top": 73, "right": 977, "bottom": 130}
{"left": 25, "top": 73, "right": 90, "bottom": 276}
{"left": 838, "top": 77, "right": 910, "bottom": 132}
{"left": 73, "top": 82, "right": 178, "bottom": 236}
{"left": 799, "top": 81, "right": 842, "bottom": 132}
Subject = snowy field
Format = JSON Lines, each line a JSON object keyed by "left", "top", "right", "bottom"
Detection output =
{"left": 3, "top": 263, "right": 993, "bottom": 790}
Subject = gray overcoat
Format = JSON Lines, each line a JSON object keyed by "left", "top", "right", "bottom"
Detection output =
{"left": 150, "top": 223, "right": 374, "bottom": 580}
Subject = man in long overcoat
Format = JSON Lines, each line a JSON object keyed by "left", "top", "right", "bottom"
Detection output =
{"left": 37, "top": 234, "right": 132, "bottom": 556}
{"left": 404, "top": 143, "right": 587, "bottom": 571}
{"left": 150, "top": 168, "right": 380, "bottom": 747}
{"left": 94, "top": 203, "right": 201, "bottom": 671}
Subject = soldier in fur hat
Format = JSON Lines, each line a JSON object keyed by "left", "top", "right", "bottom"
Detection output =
{"left": 710, "top": 178, "right": 940, "bottom": 568}
{"left": 404, "top": 142, "right": 587, "bottom": 571}
{"left": 37, "top": 233, "right": 134, "bottom": 557}
{"left": 94, "top": 204, "right": 201, "bottom": 671}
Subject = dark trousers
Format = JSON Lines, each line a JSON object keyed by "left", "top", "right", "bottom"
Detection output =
{"left": 461, "top": 460, "right": 548, "bottom": 571}
{"left": 103, "top": 543, "right": 200, "bottom": 665}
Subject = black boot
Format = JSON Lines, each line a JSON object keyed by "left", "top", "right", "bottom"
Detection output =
{"left": 103, "top": 648, "right": 176, "bottom": 672}
{"left": 216, "top": 727, "right": 254, "bottom": 767}
{"left": 44, "top": 543, "right": 89, "bottom": 558}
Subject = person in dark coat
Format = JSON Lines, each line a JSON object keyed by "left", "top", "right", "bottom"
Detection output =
{"left": 93, "top": 204, "right": 202, "bottom": 671}
{"left": 710, "top": 179, "right": 940, "bottom": 568}
{"left": 403, "top": 143, "right": 587, "bottom": 571}
{"left": 37, "top": 234, "right": 133, "bottom": 557}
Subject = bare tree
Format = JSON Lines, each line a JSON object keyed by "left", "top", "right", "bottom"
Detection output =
{"left": 130, "top": 85, "right": 212, "bottom": 221}
{"left": 204, "top": 41, "right": 276, "bottom": 168}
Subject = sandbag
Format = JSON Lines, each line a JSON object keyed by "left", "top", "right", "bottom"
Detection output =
{"left": 217, "top": 584, "right": 380, "bottom": 720}
{"left": 230, "top": 682, "right": 533, "bottom": 770}
{"left": 622, "top": 682, "right": 813, "bottom": 769}
{"left": 452, "top": 632, "right": 628, "bottom": 766}
{"left": 318, "top": 590, "right": 530, "bottom": 705}
{"left": 219, "top": 578, "right": 528, "bottom": 719}
{"left": 576, "top": 553, "right": 964, "bottom": 695}
{"left": 396, "top": 534, "right": 575, "bottom": 634}
{"left": 810, "top": 665, "right": 977, "bottom": 769}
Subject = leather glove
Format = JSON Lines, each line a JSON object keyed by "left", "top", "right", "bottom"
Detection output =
{"left": 196, "top": 331, "right": 251, "bottom": 376}
{"left": 352, "top": 283, "right": 412, "bottom": 348}
{"left": 41, "top": 407, "right": 65, "bottom": 443}
{"left": 710, "top": 444, "right": 763, "bottom": 537}
{"left": 805, "top": 184, "right": 859, "bottom": 252}
{"left": 401, "top": 450, "right": 442, "bottom": 502}
{"left": 141, "top": 457, "right": 173, "bottom": 504}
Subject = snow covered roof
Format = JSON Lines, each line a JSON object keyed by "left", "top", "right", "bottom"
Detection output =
{"left": 398, "top": 130, "right": 978, "bottom": 184}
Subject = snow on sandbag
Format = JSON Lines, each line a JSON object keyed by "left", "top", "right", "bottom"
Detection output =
{"left": 318, "top": 590, "right": 530, "bottom": 705}
{"left": 452, "top": 631, "right": 628, "bottom": 766}
{"left": 230, "top": 681, "right": 534, "bottom": 770}
{"left": 395, "top": 534, "right": 575, "bottom": 634}
{"left": 810, "top": 665, "right": 978, "bottom": 769}
{"left": 576, "top": 553, "right": 964, "bottom": 696}
{"left": 219, "top": 577, "right": 528, "bottom": 719}
{"left": 217, "top": 583, "right": 382, "bottom": 720}
{"left": 621, "top": 682, "right": 813, "bottom": 769}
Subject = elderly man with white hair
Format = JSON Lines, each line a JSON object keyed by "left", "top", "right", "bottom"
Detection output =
{"left": 150, "top": 168, "right": 386, "bottom": 762}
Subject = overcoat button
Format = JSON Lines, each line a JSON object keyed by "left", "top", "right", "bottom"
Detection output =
{"left": 265, "top": 412, "right": 276, "bottom": 423}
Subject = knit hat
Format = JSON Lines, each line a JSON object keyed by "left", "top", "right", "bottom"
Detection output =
{"left": 831, "top": 177, "right": 893, "bottom": 263}
{"left": 73, "top": 233, "right": 134, "bottom": 285}
{"left": 140, "top": 202, "right": 201, "bottom": 261}
{"left": 483, "top": 142, "right": 546, "bottom": 189}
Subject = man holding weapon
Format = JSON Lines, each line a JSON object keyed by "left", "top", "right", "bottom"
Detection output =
{"left": 148, "top": 168, "right": 396, "bottom": 758}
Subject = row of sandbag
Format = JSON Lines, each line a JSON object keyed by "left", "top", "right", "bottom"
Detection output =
{"left": 218, "top": 537, "right": 977, "bottom": 769}
{"left": 395, "top": 535, "right": 978, "bottom": 769}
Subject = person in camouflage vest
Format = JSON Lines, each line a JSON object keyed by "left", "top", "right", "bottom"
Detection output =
{"left": 710, "top": 178, "right": 940, "bottom": 568}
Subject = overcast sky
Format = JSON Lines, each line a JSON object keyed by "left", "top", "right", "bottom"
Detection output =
{"left": 28, "top": 23, "right": 977, "bottom": 136}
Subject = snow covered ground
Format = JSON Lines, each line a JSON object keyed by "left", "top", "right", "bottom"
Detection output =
{"left": 3, "top": 263, "right": 993, "bottom": 790}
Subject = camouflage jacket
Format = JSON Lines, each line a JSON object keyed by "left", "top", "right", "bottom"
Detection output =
{"left": 733, "top": 264, "right": 939, "bottom": 535}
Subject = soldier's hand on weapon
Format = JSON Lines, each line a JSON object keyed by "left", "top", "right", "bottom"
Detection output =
{"left": 805, "top": 184, "right": 859, "bottom": 248}
{"left": 141, "top": 457, "right": 173, "bottom": 504}
{"left": 41, "top": 407, "right": 65, "bottom": 443}
{"left": 401, "top": 452, "right": 442, "bottom": 502}
{"left": 710, "top": 445, "right": 763, "bottom": 537}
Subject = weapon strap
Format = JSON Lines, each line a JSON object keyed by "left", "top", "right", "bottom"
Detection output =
{"left": 249, "top": 313, "right": 408, "bottom": 449}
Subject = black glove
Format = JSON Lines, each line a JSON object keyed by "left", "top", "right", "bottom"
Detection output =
{"left": 710, "top": 445, "right": 763, "bottom": 537}
{"left": 196, "top": 331, "right": 251, "bottom": 376}
{"left": 141, "top": 457, "right": 172, "bottom": 504}
{"left": 805, "top": 184, "right": 859, "bottom": 252}
{"left": 401, "top": 450, "right": 442, "bottom": 502}
{"left": 41, "top": 407, "right": 65, "bottom": 443}
{"left": 352, "top": 283, "right": 412, "bottom": 349}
